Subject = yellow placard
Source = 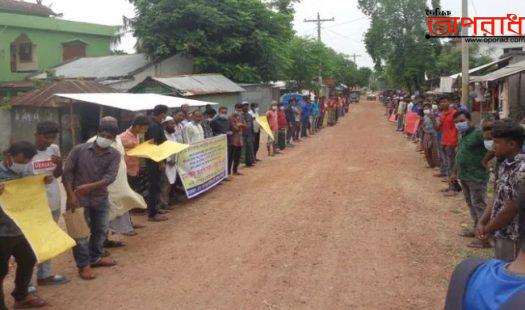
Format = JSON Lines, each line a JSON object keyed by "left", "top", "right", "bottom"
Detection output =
{"left": 256, "top": 116, "right": 274, "bottom": 140}
{"left": 0, "top": 175, "right": 76, "bottom": 263}
{"left": 127, "top": 140, "right": 190, "bottom": 162}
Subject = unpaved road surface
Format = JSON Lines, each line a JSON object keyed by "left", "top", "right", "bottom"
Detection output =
{"left": 6, "top": 101, "right": 473, "bottom": 309}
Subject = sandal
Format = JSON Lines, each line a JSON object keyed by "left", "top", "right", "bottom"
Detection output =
{"left": 13, "top": 294, "right": 48, "bottom": 309}
{"left": 91, "top": 257, "right": 117, "bottom": 268}
{"left": 122, "top": 231, "right": 138, "bottom": 237}
{"left": 132, "top": 223, "right": 145, "bottom": 230}
{"left": 37, "top": 274, "right": 70, "bottom": 286}
{"left": 467, "top": 240, "right": 492, "bottom": 249}
{"left": 103, "top": 240, "right": 126, "bottom": 248}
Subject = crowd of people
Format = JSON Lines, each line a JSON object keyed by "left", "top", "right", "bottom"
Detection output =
{"left": 383, "top": 92, "right": 525, "bottom": 309}
{"left": 0, "top": 94, "right": 352, "bottom": 309}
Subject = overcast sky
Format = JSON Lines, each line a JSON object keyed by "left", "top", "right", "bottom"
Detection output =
{"left": 42, "top": 0, "right": 525, "bottom": 69}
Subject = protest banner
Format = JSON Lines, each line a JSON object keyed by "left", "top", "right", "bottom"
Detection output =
{"left": 176, "top": 135, "right": 228, "bottom": 198}
{"left": 256, "top": 116, "right": 275, "bottom": 140}
{"left": 389, "top": 112, "right": 397, "bottom": 122}
{"left": 128, "top": 140, "right": 189, "bottom": 162}
{"left": 404, "top": 112, "right": 421, "bottom": 134}
{"left": 0, "top": 176, "right": 76, "bottom": 263}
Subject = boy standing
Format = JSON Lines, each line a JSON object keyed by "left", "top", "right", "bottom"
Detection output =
{"left": 477, "top": 119, "right": 525, "bottom": 261}
{"left": 32, "top": 122, "right": 69, "bottom": 286}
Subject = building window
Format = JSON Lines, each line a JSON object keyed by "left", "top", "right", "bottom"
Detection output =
{"left": 62, "top": 40, "right": 87, "bottom": 61}
{"left": 18, "top": 42, "right": 33, "bottom": 63}
{"left": 11, "top": 34, "right": 38, "bottom": 72}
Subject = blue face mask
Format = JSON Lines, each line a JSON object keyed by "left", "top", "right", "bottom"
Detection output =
{"left": 455, "top": 121, "right": 469, "bottom": 133}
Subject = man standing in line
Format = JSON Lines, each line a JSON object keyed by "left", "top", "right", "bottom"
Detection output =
{"left": 439, "top": 98, "right": 459, "bottom": 194}
{"left": 396, "top": 96, "right": 407, "bottom": 132}
{"left": 477, "top": 120, "right": 525, "bottom": 262}
{"left": 184, "top": 111, "right": 205, "bottom": 144}
{"left": 301, "top": 97, "right": 311, "bottom": 138}
{"left": 266, "top": 101, "right": 280, "bottom": 156}
{"left": 229, "top": 104, "right": 247, "bottom": 175}
{"left": 285, "top": 100, "right": 296, "bottom": 146}
{"left": 277, "top": 103, "right": 288, "bottom": 151}
{"left": 63, "top": 122, "right": 121, "bottom": 280}
{"left": 249, "top": 103, "right": 261, "bottom": 161}
{"left": 145, "top": 105, "right": 169, "bottom": 222}
{"left": 450, "top": 111, "right": 490, "bottom": 249}
{"left": 31, "top": 122, "right": 69, "bottom": 287}
{"left": 211, "top": 107, "right": 233, "bottom": 180}
{"left": 242, "top": 103, "right": 256, "bottom": 167}
{"left": 0, "top": 142, "right": 51, "bottom": 309}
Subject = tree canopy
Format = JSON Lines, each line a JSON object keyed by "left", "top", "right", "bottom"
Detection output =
{"left": 129, "top": 0, "right": 373, "bottom": 88}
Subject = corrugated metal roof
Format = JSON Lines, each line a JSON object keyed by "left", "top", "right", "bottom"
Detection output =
{"left": 0, "top": 0, "right": 55, "bottom": 17}
{"left": 449, "top": 57, "right": 511, "bottom": 79}
{"left": 32, "top": 54, "right": 150, "bottom": 80}
{"left": 152, "top": 74, "right": 245, "bottom": 96}
{"left": 471, "top": 59, "right": 525, "bottom": 82}
{"left": 9, "top": 80, "right": 118, "bottom": 108}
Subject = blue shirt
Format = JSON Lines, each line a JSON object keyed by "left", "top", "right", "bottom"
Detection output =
{"left": 302, "top": 103, "right": 312, "bottom": 119}
{"left": 311, "top": 102, "right": 320, "bottom": 116}
{"left": 464, "top": 259, "right": 525, "bottom": 310}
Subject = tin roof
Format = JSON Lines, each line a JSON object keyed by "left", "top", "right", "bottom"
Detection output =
{"left": 32, "top": 54, "right": 151, "bottom": 80}
{"left": 0, "top": 0, "right": 55, "bottom": 17}
{"left": 471, "top": 59, "right": 525, "bottom": 82}
{"left": 150, "top": 74, "right": 245, "bottom": 96}
{"left": 9, "top": 80, "right": 118, "bottom": 108}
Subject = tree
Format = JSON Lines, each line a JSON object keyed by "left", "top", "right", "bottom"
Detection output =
{"left": 129, "top": 0, "right": 295, "bottom": 83}
{"left": 359, "top": 0, "right": 440, "bottom": 92}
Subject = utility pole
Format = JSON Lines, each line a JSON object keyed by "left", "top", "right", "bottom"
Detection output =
{"left": 304, "top": 12, "right": 335, "bottom": 94}
{"left": 304, "top": 12, "right": 335, "bottom": 42}
{"left": 461, "top": 0, "right": 469, "bottom": 108}
{"left": 351, "top": 53, "right": 362, "bottom": 64}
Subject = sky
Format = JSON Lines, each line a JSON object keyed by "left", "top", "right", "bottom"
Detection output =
{"left": 41, "top": 0, "right": 525, "bottom": 69}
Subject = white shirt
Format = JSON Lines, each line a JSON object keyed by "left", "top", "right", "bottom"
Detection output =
{"left": 249, "top": 110, "right": 260, "bottom": 133}
{"left": 31, "top": 144, "right": 61, "bottom": 211}
{"left": 184, "top": 121, "right": 205, "bottom": 144}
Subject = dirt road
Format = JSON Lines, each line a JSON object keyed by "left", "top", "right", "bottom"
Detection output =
{"left": 7, "top": 101, "right": 476, "bottom": 309}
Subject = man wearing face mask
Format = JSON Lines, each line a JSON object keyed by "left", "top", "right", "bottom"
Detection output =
{"left": 211, "top": 107, "right": 233, "bottom": 180}
{"left": 229, "top": 104, "right": 248, "bottom": 175}
{"left": 183, "top": 111, "right": 205, "bottom": 144}
{"left": 62, "top": 122, "right": 121, "bottom": 280}
{"left": 242, "top": 102, "right": 256, "bottom": 167}
{"left": 422, "top": 104, "right": 439, "bottom": 168}
{"left": 477, "top": 120, "right": 525, "bottom": 261}
{"left": 0, "top": 142, "right": 52, "bottom": 309}
{"left": 450, "top": 111, "right": 490, "bottom": 249}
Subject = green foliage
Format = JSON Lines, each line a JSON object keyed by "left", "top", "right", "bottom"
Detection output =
{"left": 129, "top": 0, "right": 295, "bottom": 83}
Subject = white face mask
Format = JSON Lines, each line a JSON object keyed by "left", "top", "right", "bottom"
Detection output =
{"left": 423, "top": 109, "right": 431, "bottom": 115}
{"left": 96, "top": 136, "right": 113, "bottom": 149}
{"left": 10, "top": 162, "right": 29, "bottom": 175}
{"left": 271, "top": 106, "right": 278, "bottom": 111}
{"left": 484, "top": 140, "right": 494, "bottom": 151}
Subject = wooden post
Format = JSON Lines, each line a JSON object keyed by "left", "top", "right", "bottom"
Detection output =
{"left": 69, "top": 101, "right": 76, "bottom": 145}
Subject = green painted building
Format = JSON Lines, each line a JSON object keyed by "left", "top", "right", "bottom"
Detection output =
{"left": 0, "top": 0, "right": 117, "bottom": 97}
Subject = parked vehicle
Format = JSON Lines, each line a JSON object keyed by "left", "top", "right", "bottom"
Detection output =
{"left": 367, "top": 92, "right": 377, "bottom": 101}
{"left": 349, "top": 91, "right": 360, "bottom": 103}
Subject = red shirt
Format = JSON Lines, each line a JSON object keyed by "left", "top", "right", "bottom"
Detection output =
{"left": 277, "top": 110, "right": 288, "bottom": 129}
{"left": 440, "top": 108, "right": 458, "bottom": 146}
{"left": 266, "top": 110, "right": 279, "bottom": 132}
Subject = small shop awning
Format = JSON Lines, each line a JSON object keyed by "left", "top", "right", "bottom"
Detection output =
{"left": 470, "top": 59, "right": 525, "bottom": 82}
{"left": 55, "top": 93, "right": 217, "bottom": 111}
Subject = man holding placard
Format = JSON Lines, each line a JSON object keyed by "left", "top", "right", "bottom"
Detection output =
{"left": 62, "top": 122, "right": 121, "bottom": 280}
{"left": 0, "top": 142, "right": 50, "bottom": 309}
